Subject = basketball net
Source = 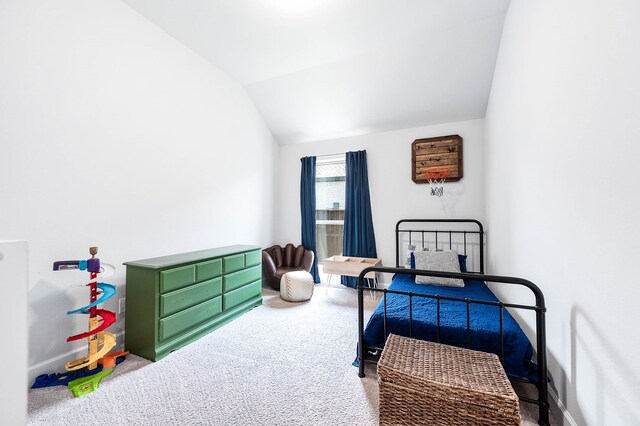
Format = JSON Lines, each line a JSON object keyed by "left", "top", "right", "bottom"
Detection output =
{"left": 423, "top": 168, "right": 450, "bottom": 197}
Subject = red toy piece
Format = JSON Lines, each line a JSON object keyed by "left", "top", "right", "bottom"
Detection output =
{"left": 66, "top": 309, "right": 116, "bottom": 342}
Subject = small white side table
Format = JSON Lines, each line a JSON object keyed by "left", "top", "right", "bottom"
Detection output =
{"left": 322, "top": 256, "right": 381, "bottom": 293}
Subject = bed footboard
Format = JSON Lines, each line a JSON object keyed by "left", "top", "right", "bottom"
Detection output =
{"left": 356, "top": 267, "right": 549, "bottom": 426}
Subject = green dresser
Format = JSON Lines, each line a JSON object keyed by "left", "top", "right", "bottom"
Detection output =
{"left": 124, "top": 245, "right": 262, "bottom": 361}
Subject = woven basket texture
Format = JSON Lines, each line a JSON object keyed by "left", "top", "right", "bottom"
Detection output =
{"left": 377, "top": 334, "right": 521, "bottom": 426}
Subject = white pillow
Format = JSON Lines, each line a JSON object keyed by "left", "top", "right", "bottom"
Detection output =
{"left": 413, "top": 250, "right": 464, "bottom": 287}
{"left": 405, "top": 245, "right": 433, "bottom": 268}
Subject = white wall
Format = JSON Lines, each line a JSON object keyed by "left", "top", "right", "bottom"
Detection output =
{"left": 485, "top": 0, "right": 640, "bottom": 424}
{"left": 277, "top": 119, "right": 485, "bottom": 279}
{"left": 0, "top": 0, "right": 277, "bottom": 380}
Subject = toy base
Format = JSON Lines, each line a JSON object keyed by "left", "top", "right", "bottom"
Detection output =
{"left": 32, "top": 352, "right": 127, "bottom": 390}
{"left": 31, "top": 366, "right": 103, "bottom": 388}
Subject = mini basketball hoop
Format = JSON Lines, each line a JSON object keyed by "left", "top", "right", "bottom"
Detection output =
{"left": 423, "top": 168, "right": 450, "bottom": 197}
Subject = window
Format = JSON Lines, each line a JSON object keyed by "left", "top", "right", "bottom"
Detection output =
{"left": 315, "top": 155, "right": 345, "bottom": 272}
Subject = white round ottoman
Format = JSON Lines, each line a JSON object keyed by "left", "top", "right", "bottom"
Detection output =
{"left": 280, "top": 271, "right": 314, "bottom": 302}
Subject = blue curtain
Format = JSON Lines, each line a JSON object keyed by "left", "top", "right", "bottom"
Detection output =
{"left": 300, "top": 156, "right": 320, "bottom": 283}
{"left": 342, "top": 150, "right": 377, "bottom": 288}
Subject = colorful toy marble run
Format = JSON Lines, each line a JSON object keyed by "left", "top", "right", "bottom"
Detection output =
{"left": 31, "top": 247, "right": 128, "bottom": 396}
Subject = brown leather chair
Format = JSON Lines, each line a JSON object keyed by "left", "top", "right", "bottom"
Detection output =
{"left": 262, "top": 244, "right": 315, "bottom": 290}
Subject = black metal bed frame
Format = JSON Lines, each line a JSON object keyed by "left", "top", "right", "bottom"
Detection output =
{"left": 356, "top": 219, "right": 549, "bottom": 426}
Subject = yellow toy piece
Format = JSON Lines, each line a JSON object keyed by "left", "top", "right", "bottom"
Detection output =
{"left": 65, "top": 331, "right": 116, "bottom": 371}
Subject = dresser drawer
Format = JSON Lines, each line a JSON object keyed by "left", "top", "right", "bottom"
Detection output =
{"left": 223, "top": 265, "right": 261, "bottom": 292}
{"left": 160, "top": 277, "right": 222, "bottom": 317}
{"left": 160, "top": 265, "right": 196, "bottom": 293}
{"left": 223, "top": 280, "right": 261, "bottom": 310}
{"left": 159, "top": 296, "right": 222, "bottom": 341}
{"left": 223, "top": 253, "right": 245, "bottom": 273}
{"left": 244, "top": 250, "right": 261, "bottom": 267}
{"left": 196, "top": 259, "right": 222, "bottom": 281}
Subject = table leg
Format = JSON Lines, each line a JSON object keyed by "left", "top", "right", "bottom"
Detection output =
{"left": 365, "top": 277, "right": 374, "bottom": 300}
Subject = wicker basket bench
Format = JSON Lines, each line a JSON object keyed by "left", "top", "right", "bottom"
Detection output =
{"left": 378, "top": 334, "right": 521, "bottom": 426}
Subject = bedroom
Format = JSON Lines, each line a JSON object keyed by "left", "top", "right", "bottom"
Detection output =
{"left": 1, "top": 0, "right": 638, "bottom": 425}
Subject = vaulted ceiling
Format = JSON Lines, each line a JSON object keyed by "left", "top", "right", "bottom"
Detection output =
{"left": 123, "top": 0, "right": 510, "bottom": 144}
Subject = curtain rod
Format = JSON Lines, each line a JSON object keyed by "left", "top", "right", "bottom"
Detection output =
{"left": 306, "top": 151, "right": 363, "bottom": 161}
{"left": 315, "top": 152, "right": 345, "bottom": 158}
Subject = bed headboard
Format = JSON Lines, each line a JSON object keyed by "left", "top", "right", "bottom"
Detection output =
{"left": 395, "top": 219, "right": 484, "bottom": 273}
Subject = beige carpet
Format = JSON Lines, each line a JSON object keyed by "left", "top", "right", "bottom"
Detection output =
{"left": 28, "top": 285, "right": 555, "bottom": 425}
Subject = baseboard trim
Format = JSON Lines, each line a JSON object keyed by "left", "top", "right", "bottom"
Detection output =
{"left": 548, "top": 386, "right": 579, "bottom": 426}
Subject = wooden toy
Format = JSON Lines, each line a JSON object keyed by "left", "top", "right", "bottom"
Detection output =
{"left": 44, "top": 247, "right": 126, "bottom": 397}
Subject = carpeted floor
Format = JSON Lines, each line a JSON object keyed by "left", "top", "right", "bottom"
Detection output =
{"left": 28, "top": 285, "right": 555, "bottom": 425}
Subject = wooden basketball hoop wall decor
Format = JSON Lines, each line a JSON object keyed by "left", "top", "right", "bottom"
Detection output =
{"left": 411, "top": 135, "right": 463, "bottom": 196}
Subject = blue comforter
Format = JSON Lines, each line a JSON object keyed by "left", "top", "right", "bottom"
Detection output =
{"left": 361, "top": 274, "right": 538, "bottom": 381}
